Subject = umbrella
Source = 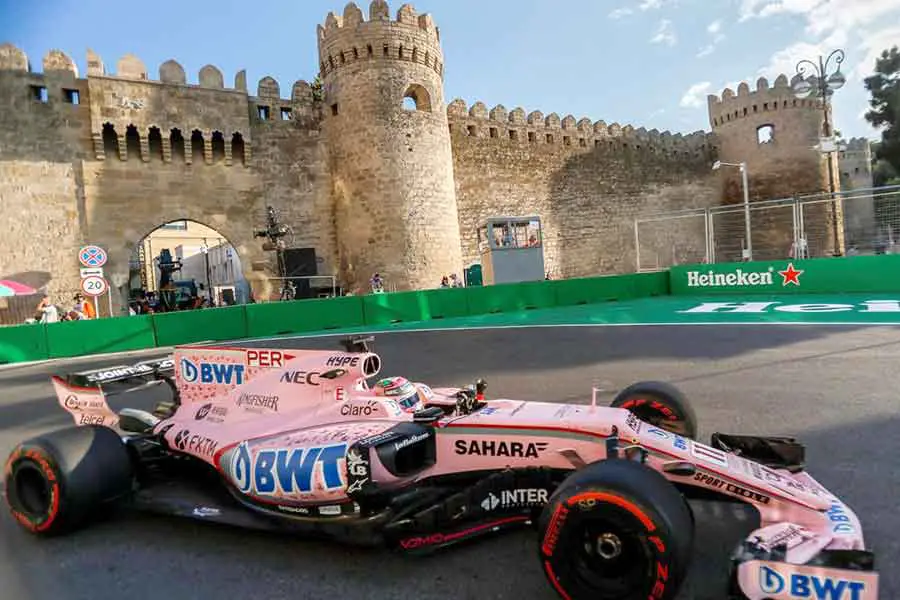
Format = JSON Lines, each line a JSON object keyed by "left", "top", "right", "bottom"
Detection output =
{"left": 0, "top": 280, "right": 38, "bottom": 297}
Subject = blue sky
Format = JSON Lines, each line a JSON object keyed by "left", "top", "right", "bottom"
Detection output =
{"left": 2, "top": 0, "right": 899, "bottom": 141}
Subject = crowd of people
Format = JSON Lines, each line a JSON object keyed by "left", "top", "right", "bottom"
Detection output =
{"left": 22, "top": 290, "right": 229, "bottom": 324}
{"left": 128, "top": 290, "right": 238, "bottom": 314}
{"left": 22, "top": 270, "right": 487, "bottom": 324}
{"left": 440, "top": 274, "right": 464, "bottom": 288}
{"left": 363, "top": 272, "right": 465, "bottom": 294}
{"left": 25, "top": 293, "right": 97, "bottom": 324}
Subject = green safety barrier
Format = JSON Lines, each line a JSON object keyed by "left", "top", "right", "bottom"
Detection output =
{"left": 244, "top": 295, "right": 366, "bottom": 338}
{"left": 361, "top": 287, "right": 471, "bottom": 325}
{"left": 0, "top": 323, "right": 49, "bottom": 364}
{"left": 153, "top": 305, "right": 248, "bottom": 347}
{"left": 669, "top": 255, "right": 900, "bottom": 296}
{"left": 8, "top": 255, "right": 900, "bottom": 365}
{"left": 45, "top": 314, "right": 157, "bottom": 359}
{"left": 466, "top": 280, "right": 558, "bottom": 315}
{"left": 553, "top": 272, "right": 670, "bottom": 306}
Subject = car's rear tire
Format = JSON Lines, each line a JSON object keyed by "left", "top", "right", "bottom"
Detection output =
{"left": 537, "top": 458, "right": 694, "bottom": 600}
{"left": 611, "top": 381, "right": 698, "bottom": 440}
{"left": 3, "top": 425, "right": 135, "bottom": 536}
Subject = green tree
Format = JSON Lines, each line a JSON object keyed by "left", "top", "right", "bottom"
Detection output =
{"left": 311, "top": 75, "right": 323, "bottom": 102}
{"left": 863, "top": 46, "right": 900, "bottom": 173}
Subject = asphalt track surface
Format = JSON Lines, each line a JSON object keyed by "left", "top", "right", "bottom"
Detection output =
{"left": 1, "top": 323, "right": 899, "bottom": 600}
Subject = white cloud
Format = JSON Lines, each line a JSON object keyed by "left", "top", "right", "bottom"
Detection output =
{"left": 651, "top": 19, "right": 678, "bottom": 45}
{"left": 739, "top": 0, "right": 900, "bottom": 82}
{"left": 680, "top": 82, "right": 712, "bottom": 108}
{"left": 738, "top": 0, "right": 900, "bottom": 136}
{"left": 739, "top": 0, "right": 899, "bottom": 35}
{"left": 756, "top": 30, "right": 849, "bottom": 81}
{"left": 697, "top": 19, "right": 727, "bottom": 57}
{"left": 608, "top": 7, "right": 633, "bottom": 18}
{"left": 855, "top": 25, "right": 900, "bottom": 80}
{"left": 608, "top": 0, "right": 674, "bottom": 18}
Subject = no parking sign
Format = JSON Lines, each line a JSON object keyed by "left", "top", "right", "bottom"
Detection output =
{"left": 78, "top": 245, "right": 108, "bottom": 268}
{"left": 77, "top": 245, "right": 112, "bottom": 317}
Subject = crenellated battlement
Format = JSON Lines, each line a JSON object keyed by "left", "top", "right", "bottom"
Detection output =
{"left": 316, "top": 1, "right": 444, "bottom": 79}
{"left": 707, "top": 74, "right": 825, "bottom": 129}
{"left": 0, "top": 43, "right": 316, "bottom": 104}
{"left": 446, "top": 98, "right": 712, "bottom": 158}
{"left": 843, "top": 137, "right": 872, "bottom": 152}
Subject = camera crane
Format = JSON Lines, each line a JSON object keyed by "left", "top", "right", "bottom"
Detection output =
{"left": 254, "top": 206, "right": 296, "bottom": 301}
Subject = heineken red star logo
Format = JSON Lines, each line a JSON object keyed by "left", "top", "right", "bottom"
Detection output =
{"left": 778, "top": 263, "right": 803, "bottom": 286}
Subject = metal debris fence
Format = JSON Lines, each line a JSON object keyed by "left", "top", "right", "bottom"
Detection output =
{"left": 634, "top": 185, "right": 900, "bottom": 272}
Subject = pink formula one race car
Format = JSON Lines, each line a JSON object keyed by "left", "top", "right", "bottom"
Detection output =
{"left": 3, "top": 336, "right": 878, "bottom": 600}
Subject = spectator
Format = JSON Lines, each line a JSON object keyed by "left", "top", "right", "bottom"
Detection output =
{"left": 35, "top": 294, "right": 59, "bottom": 323}
{"left": 73, "top": 293, "right": 96, "bottom": 319}
{"left": 440, "top": 276, "right": 450, "bottom": 288}
{"left": 370, "top": 273, "right": 385, "bottom": 294}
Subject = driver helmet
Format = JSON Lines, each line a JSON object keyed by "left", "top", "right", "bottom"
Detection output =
{"left": 373, "top": 376, "right": 422, "bottom": 413}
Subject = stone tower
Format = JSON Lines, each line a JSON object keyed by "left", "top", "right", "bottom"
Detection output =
{"left": 318, "top": 0, "right": 464, "bottom": 292}
{"left": 707, "top": 75, "right": 844, "bottom": 256}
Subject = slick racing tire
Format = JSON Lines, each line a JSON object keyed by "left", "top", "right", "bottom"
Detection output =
{"left": 4, "top": 425, "right": 135, "bottom": 536}
{"left": 537, "top": 459, "right": 694, "bottom": 600}
{"left": 611, "top": 381, "right": 698, "bottom": 440}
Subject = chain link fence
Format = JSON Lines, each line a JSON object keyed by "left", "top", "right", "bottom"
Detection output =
{"left": 634, "top": 185, "right": 900, "bottom": 271}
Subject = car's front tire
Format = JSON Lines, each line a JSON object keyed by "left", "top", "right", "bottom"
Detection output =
{"left": 4, "top": 425, "right": 135, "bottom": 536}
{"left": 611, "top": 380, "right": 698, "bottom": 440}
{"left": 537, "top": 458, "right": 694, "bottom": 600}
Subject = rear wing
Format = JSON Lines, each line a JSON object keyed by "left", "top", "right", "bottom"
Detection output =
{"left": 51, "top": 357, "right": 177, "bottom": 429}
{"left": 62, "top": 357, "right": 175, "bottom": 389}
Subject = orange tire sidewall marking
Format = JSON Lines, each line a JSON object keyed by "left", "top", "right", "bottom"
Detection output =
{"left": 566, "top": 491, "right": 656, "bottom": 531}
{"left": 4, "top": 446, "right": 62, "bottom": 533}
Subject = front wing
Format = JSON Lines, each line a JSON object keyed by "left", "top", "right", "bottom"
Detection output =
{"left": 735, "top": 559, "right": 878, "bottom": 599}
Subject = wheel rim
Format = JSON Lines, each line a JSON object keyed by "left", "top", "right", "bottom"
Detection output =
{"left": 569, "top": 513, "right": 653, "bottom": 598}
{"left": 13, "top": 464, "right": 51, "bottom": 518}
{"left": 625, "top": 398, "right": 691, "bottom": 436}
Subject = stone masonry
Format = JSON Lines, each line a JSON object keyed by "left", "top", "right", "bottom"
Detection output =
{"left": 708, "top": 77, "right": 841, "bottom": 259}
{"left": 0, "top": 0, "right": 835, "bottom": 315}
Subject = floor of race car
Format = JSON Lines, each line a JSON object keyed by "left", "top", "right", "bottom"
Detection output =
{"left": 1, "top": 323, "right": 898, "bottom": 600}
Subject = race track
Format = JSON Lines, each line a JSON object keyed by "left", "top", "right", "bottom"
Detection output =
{"left": 1, "top": 324, "right": 898, "bottom": 600}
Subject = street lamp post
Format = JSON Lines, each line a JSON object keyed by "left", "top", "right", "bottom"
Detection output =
{"left": 791, "top": 49, "right": 847, "bottom": 255}
{"left": 713, "top": 160, "right": 753, "bottom": 261}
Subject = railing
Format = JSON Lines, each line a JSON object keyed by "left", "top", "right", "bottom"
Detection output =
{"left": 634, "top": 185, "right": 900, "bottom": 271}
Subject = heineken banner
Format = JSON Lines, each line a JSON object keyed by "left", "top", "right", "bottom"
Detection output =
{"left": 670, "top": 254, "right": 900, "bottom": 296}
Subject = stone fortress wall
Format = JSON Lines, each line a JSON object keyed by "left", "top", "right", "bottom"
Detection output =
{"left": 0, "top": 43, "right": 331, "bottom": 308}
{"left": 445, "top": 100, "right": 717, "bottom": 277}
{"left": 0, "top": 0, "right": 840, "bottom": 312}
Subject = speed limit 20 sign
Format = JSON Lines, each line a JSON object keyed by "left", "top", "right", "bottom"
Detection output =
{"left": 81, "top": 275, "right": 108, "bottom": 297}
